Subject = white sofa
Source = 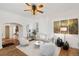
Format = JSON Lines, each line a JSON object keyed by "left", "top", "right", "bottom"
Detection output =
{"left": 36, "top": 33, "right": 51, "bottom": 42}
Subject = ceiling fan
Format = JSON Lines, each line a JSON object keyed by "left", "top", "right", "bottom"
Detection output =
{"left": 24, "top": 3, "right": 44, "bottom": 15}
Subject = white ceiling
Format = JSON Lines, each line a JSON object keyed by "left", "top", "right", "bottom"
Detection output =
{"left": 0, "top": 3, "right": 79, "bottom": 18}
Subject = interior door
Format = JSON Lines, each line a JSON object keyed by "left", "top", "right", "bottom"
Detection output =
{"left": 5, "top": 25, "right": 10, "bottom": 39}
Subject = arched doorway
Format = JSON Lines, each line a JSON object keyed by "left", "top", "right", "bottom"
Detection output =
{"left": 2, "top": 23, "right": 23, "bottom": 48}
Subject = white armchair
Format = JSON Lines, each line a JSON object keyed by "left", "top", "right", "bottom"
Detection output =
{"left": 19, "top": 37, "right": 29, "bottom": 46}
{"left": 40, "top": 43, "right": 61, "bottom": 56}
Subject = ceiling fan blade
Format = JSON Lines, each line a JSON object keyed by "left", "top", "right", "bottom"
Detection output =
{"left": 39, "top": 5, "right": 44, "bottom": 8}
{"left": 25, "top": 3, "right": 31, "bottom": 6}
{"left": 37, "top": 10, "right": 43, "bottom": 13}
{"left": 24, "top": 10, "right": 30, "bottom": 11}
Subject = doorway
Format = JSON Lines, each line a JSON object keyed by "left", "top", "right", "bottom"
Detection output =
{"left": 5, "top": 25, "right": 10, "bottom": 39}
{"left": 2, "top": 23, "right": 23, "bottom": 48}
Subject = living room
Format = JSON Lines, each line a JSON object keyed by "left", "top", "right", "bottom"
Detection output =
{"left": 0, "top": 3, "right": 79, "bottom": 56}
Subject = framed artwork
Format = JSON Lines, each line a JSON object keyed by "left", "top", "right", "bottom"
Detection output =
{"left": 68, "top": 19, "right": 78, "bottom": 34}
{"left": 54, "top": 18, "right": 78, "bottom": 34}
{"left": 54, "top": 21, "right": 60, "bottom": 33}
{"left": 60, "top": 20, "right": 68, "bottom": 34}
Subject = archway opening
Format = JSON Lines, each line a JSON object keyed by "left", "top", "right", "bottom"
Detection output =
{"left": 2, "top": 23, "right": 23, "bottom": 48}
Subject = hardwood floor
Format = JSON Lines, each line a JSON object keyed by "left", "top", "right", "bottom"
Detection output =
{"left": 0, "top": 46, "right": 27, "bottom": 56}
{"left": 59, "top": 48, "right": 79, "bottom": 56}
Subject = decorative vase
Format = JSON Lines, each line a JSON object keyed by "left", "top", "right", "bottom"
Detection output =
{"left": 56, "top": 37, "right": 64, "bottom": 47}
{"left": 63, "top": 41, "right": 69, "bottom": 50}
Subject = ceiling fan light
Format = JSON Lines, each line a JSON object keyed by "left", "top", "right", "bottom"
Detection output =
{"left": 24, "top": 3, "right": 44, "bottom": 15}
